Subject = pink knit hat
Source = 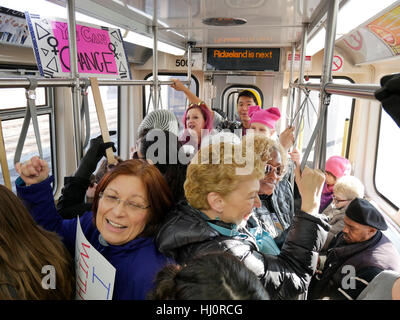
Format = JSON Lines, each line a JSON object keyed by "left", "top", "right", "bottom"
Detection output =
{"left": 248, "top": 105, "right": 281, "bottom": 129}
{"left": 325, "top": 156, "right": 351, "bottom": 179}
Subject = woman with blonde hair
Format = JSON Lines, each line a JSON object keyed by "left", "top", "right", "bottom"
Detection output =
{"left": 156, "top": 134, "right": 330, "bottom": 299}
{"left": 321, "top": 175, "right": 365, "bottom": 251}
{"left": 0, "top": 184, "right": 74, "bottom": 299}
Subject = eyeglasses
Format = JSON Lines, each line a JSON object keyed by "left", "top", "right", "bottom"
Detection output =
{"left": 188, "top": 101, "right": 207, "bottom": 108}
{"left": 265, "top": 164, "right": 284, "bottom": 177}
{"left": 99, "top": 191, "right": 150, "bottom": 212}
{"left": 332, "top": 196, "right": 350, "bottom": 204}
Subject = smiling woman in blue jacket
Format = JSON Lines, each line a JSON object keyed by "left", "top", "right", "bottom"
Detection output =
{"left": 15, "top": 157, "right": 173, "bottom": 300}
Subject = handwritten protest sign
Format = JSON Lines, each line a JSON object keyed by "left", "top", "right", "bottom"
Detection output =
{"left": 25, "top": 12, "right": 131, "bottom": 79}
{"left": 75, "top": 218, "right": 116, "bottom": 300}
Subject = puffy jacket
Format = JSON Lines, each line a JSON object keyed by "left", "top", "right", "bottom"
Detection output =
{"left": 156, "top": 201, "right": 330, "bottom": 300}
{"left": 16, "top": 176, "right": 170, "bottom": 300}
{"left": 321, "top": 205, "right": 346, "bottom": 252}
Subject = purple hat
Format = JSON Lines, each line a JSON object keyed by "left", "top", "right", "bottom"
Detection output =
{"left": 248, "top": 105, "right": 281, "bottom": 129}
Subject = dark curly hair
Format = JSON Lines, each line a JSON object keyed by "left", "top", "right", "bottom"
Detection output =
{"left": 148, "top": 252, "right": 270, "bottom": 300}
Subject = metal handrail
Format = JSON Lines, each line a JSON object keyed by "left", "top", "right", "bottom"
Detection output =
{"left": 0, "top": 78, "right": 190, "bottom": 89}
{"left": 291, "top": 82, "right": 380, "bottom": 100}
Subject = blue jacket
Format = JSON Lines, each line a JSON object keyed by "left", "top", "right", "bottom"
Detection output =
{"left": 16, "top": 176, "right": 170, "bottom": 300}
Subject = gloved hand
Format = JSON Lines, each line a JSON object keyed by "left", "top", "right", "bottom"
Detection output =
{"left": 74, "top": 131, "right": 116, "bottom": 179}
{"left": 375, "top": 73, "right": 400, "bottom": 128}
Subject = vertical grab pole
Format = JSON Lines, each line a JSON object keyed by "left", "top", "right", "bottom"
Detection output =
{"left": 152, "top": 0, "right": 159, "bottom": 110}
{"left": 187, "top": 42, "right": 192, "bottom": 90}
{"left": 288, "top": 43, "right": 297, "bottom": 194}
{"left": 293, "top": 24, "right": 308, "bottom": 148}
{"left": 67, "top": 0, "right": 82, "bottom": 165}
{"left": 287, "top": 43, "right": 296, "bottom": 129}
{"left": 187, "top": 1, "right": 193, "bottom": 91}
{"left": 313, "top": 0, "right": 339, "bottom": 171}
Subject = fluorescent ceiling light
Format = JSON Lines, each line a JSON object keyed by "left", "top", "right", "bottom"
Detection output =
{"left": 305, "top": 0, "right": 398, "bottom": 56}
{"left": 124, "top": 31, "right": 185, "bottom": 56}
{"left": 306, "top": 28, "right": 326, "bottom": 56}
{"left": 124, "top": 3, "right": 185, "bottom": 39}
{"left": 336, "top": 0, "right": 399, "bottom": 37}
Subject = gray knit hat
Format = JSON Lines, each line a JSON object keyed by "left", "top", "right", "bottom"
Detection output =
{"left": 138, "top": 109, "right": 179, "bottom": 137}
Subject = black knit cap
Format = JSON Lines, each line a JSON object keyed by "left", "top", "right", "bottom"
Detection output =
{"left": 345, "top": 198, "right": 388, "bottom": 230}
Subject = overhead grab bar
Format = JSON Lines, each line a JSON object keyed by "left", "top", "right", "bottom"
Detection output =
{"left": 14, "top": 77, "right": 44, "bottom": 164}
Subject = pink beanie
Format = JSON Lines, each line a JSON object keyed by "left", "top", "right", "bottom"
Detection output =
{"left": 325, "top": 156, "right": 351, "bottom": 179}
{"left": 248, "top": 105, "right": 281, "bottom": 129}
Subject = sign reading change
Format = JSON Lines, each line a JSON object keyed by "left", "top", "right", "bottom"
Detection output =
{"left": 25, "top": 12, "right": 131, "bottom": 79}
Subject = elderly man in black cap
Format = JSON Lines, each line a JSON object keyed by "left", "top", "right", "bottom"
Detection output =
{"left": 307, "top": 198, "right": 400, "bottom": 300}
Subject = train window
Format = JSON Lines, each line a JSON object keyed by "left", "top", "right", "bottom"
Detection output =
{"left": 143, "top": 74, "right": 198, "bottom": 130}
{"left": 375, "top": 109, "right": 400, "bottom": 209}
{"left": 84, "top": 85, "right": 118, "bottom": 153}
{"left": 294, "top": 77, "right": 355, "bottom": 165}
{"left": 0, "top": 110, "right": 54, "bottom": 193}
{"left": 222, "top": 85, "right": 264, "bottom": 121}
{"left": 0, "top": 87, "right": 46, "bottom": 109}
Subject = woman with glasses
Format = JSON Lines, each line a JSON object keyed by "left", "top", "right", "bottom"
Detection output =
{"left": 321, "top": 175, "right": 365, "bottom": 252}
{"left": 156, "top": 134, "right": 330, "bottom": 300}
{"left": 15, "top": 157, "right": 173, "bottom": 300}
{"left": 245, "top": 137, "right": 294, "bottom": 253}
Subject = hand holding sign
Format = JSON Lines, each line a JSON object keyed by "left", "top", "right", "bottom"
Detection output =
{"left": 89, "top": 77, "right": 118, "bottom": 166}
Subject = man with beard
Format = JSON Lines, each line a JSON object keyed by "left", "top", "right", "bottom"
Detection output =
{"left": 307, "top": 198, "right": 400, "bottom": 300}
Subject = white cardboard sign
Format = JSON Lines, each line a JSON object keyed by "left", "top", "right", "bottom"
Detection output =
{"left": 75, "top": 218, "right": 116, "bottom": 300}
{"left": 25, "top": 12, "right": 131, "bottom": 79}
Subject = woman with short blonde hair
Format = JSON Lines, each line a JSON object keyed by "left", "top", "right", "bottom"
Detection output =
{"left": 321, "top": 175, "right": 365, "bottom": 252}
{"left": 156, "top": 134, "right": 330, "bottom": 300}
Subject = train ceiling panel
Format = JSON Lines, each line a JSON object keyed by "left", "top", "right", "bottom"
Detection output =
{"left": 49, "top": 0, "right": 334, "bottom": 49}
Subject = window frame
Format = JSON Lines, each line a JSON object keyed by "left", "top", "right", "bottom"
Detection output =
{"left": 373, "top": 106, "right": 399, "bottom": 210}
{"left": 142, "top": 73, "right": 199, "bottom": 117}
{"left": 293, "top": 75, "right": 356, "bottom": 161}
{"left": 0, "top": 85, "right": 57, "bottom": 193}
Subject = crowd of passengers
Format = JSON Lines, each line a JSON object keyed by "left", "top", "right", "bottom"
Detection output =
{"left": 1, "top": 78, "right": 400, "bottom": 300}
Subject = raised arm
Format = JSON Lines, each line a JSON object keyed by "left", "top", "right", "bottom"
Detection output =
{"left": 258, "top": 167, "right": 329, "bottom": 299}
{"left": 57, "top": 132, "right": 115, "bottom": 218}
{"left": 15, "top": 156, "right": 78, "bottom": 252}
{"left": 170, "top": 78, "right": 202, "bottom": 105}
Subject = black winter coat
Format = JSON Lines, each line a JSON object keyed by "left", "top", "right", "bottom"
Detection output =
{"left": 56, "top": 176, "right": 92, "bottom": 219}
{"left": 308, "top": 231, "right": 400, "bottom": 300}
{"left": 156, "top": 201, "right": 330, "bottom": 300}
